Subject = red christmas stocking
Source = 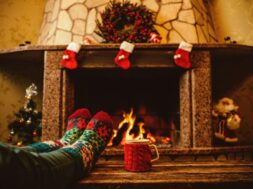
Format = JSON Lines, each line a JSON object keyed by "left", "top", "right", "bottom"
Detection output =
{"left": 61, "top": 42, "right": 81, "bottom": 69}
{"left": 174, "top": 41, "right": 193, "bottom": 69}
{"left": 114, "top": 41, "right": 135, "bottom": 70}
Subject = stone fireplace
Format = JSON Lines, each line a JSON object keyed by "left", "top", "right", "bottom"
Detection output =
{"left": 42, "top": 44, "right": 212, "bottom": 149}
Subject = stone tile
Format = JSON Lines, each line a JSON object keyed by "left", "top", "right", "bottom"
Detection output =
{"left": 61, "top": 0, "right": 85, "bottom": 9}
{"left": 41, "top": 23, "right": 51, "bottom": 41}
{"left": 39, "top": 14, "right": 47, "bottom": 32}
{"left": 209, "top": 36, "right": 217, "bottom": 43}
{"left": 85, "top": 0, "right": 110, "bottom": 8}
{"left": 69, "top": 4, "right": 88, "bottom": 20}
{"left": 207, "top": 22, "right": 216, "bottom": 39}
{"left": 193, "top": 8, "right": 204, "bottom": 25}
{"left": 191, "top": 0, "right": 207, "bottom": 13}
{"left": 47, "top": 36, "right": 55, "bottom": 45}
{"left": 143, "top": 0, "right": 159, "bottom": 12}
{"left": 73, "top": 35, "right": 83, "bottom": 43}
{"left": 162, "top": 0, "right": 182, "bottom": 3}
{"left": 154, "top": 25, "right": 168, "bottom": 43}
{"left": 91, "top": 32, "right": 105, "bottom": 43}
{"left": 54, "top": 30, "right": 72, "bottom": 44}
{"left": 57, "top": 11, "right": 73, "bottom": 31}
{"left": 47, "top": 12, "right": 53, "bottom": 22}
{"left": 169, "top": 30, "right": 183, "bottom": 43}
{"left": 45, "top": 0, "right": 55, "bottom": 13}
{"left": 201, "top": 25, "right": 209, "bottom": 42}
{"left": 156, "top": 3, "right": 182, "bottom": 24}
{"left": 196, "top": 25, "right": 207, "bottom": 43}
{"left": 48, "top": 21, "right": 57, "bottom": 38}
{"left": 97, "top": 13, "right": 102, "bottom": 24}
{"left": 172, "top": 21, "right": 198, "bottom": 43}
{"left": 51, "top": 0, "right": 60, "bottom": 21}
{"left": 179, "top": 10, "right": 195, "bottom": 24}
{"left": 72, "top": 20, "right": 85, "bottom": 35}
{"left": 97, "top": 4, "right": 107, "bottom": 13}
{"left": 164, "top": 22, "right": 172, "bottom": 30}
{"left": 182, "top": 0, "right": 192, "bottom": 9}
{"left": 86, "top": 8, "right": 97, "bottom": 34}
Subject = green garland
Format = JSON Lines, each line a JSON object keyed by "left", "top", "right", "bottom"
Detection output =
{"left": 96, "top": 1, "right": 159, "bottom": 43}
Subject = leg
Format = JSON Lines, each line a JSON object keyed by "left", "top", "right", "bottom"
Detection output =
{"left": 0, "top": 111, "right": 113, "bottom": 189}
{"left": 0, "top": 142, "right": 83, "bottom": 189}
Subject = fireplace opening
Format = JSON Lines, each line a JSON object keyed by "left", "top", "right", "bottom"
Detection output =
{"left": 71, "top": 68, "right": 181, "bottom": 147}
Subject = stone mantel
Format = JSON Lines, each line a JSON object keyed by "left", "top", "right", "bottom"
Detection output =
{"left": 1, "top": 43, "right": 253, "bottom": 53}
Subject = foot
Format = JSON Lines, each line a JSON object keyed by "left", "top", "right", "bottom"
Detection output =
{"left": 63, "top": 111, "right": 113, "bottom": 172}
{"left": 27, "top": 108, "right": 91, "bottom": 152}
{"left": 59, "top": 108, "right": 92, "bottom": 145}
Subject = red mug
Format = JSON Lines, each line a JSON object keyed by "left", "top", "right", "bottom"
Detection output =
{"left": 124, "top": 139, "right": 159, "bottom": 172}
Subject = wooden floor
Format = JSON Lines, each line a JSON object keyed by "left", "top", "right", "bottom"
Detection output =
{"left": 75, "top": 158, "right": 253, "bottom": 189}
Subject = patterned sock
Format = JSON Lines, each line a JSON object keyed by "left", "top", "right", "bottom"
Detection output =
{"left": 23, "top": 108, "right": 91, "bottom": 153}
{"left": 62, "top": 111, "right": 113, "bottom": 174}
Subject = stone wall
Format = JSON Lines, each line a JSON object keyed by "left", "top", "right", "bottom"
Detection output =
{"left": 37, "top": 0, "right": 217, "bottom": 45}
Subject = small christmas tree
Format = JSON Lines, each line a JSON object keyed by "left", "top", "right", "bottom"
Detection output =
{"left": 8, "top": 83, "right": 42, "bottom": 146}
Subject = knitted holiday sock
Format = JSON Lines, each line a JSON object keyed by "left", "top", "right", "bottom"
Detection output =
{"left": 62, "top": 111, "right": 113, "bottom": 174}
{"left": 174, "top": 41, "right": 193, "bottom": 69}
{"left": 23, "top": 108, "right": 91, "bottom": 153}
{"left": 114, "top": 41, "right": 135, "bottom": 70}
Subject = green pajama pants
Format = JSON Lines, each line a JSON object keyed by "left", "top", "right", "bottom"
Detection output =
{"left": 0, "top": 142, "right": 85, "bottom": 189}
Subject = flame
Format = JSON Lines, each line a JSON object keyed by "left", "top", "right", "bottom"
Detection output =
{"left": 108, "top": 108, "right": 172, "bottom": 146}
{"left": 137, "top": 122, "right": 145, "bottom": 140}
{"left": 107, "top": 129, "right": 117, "bottom": 146}
{"left": 147, "top": 132, "right": 156, "bottom": 143}
{"left": 119, "top": 108, "right": 136, "bottom": 145}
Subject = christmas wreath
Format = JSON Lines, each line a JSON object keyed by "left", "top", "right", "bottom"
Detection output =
{"left": 96, "top": 1, "right": 160, "bottom": 43}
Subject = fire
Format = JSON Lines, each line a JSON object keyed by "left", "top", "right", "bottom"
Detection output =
{"left": 109, "top": 108, "right": 163, "bottom": 146}
{"left": 120, "top": 108, "right": 136, "bottom": 144}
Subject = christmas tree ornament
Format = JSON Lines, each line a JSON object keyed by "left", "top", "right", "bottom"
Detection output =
{"left": 25, "top": 83, "right": 38, "bottom": 99}
{"left": 174, "top": 41, "right": 193, "bottom": 69}
{"left": 96, "top": 1, "right": 160, "bottom": 43}
{"left": 26, "top": 117, "right": 32, "bottom": 125}
{"left": 10, "top": 129, "right": 14, "bottom": 135}
{"left": 149, "top": 32, "right": 162, "bottom": 43}
{"left": 17, "top": 141, "right": 23, "bottom": 147}
{"left": 60, "top": 42, "right": 81, "bottom": 69}
{"left": 115, "top": 41, "right": 135, "bottom": 70}
{"left": 33, "top": 131, "right": 37, "bottom": 136}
